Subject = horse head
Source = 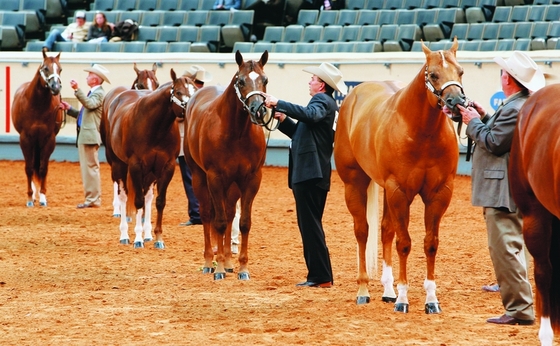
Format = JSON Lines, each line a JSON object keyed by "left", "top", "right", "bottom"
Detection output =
{"left": 169, "top": 68, "right": 197, "bottom": 119}
{"left": 421, "top": 37, "right": 467, "bottom": 122}
{"left": 40, "top": 50, "right": 62, "bottom": 96}
{"left": 133, "top": 62, "right": 160, "bottom": 91}
{"left": 233, "top": 50, "right": 273, "bottom": 128}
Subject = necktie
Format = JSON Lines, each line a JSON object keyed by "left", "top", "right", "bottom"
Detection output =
{"left": 77, "top": 90, "right": 91, "bottom": 128}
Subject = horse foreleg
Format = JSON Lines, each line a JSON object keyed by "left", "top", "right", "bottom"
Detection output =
{"left": 202, "top": 224, "right": 215, "bottom": 274}
{"left": 38, "top": 136, "right": 55, "bottom": 207}
{"left": 112, "top": 182, "right": 121, "bottom": 217}
{"left": 381, "top": 191, "right": 397, "bottom": 304}
{"left": 118, "top": 184, "right": 129, "bottom": 245}
{"left": 143, "top": 184, "right": 154, "bottom": 243}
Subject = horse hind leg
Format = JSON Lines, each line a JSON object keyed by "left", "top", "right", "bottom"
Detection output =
{"left": 133, "top": 208, "right": 145, "bottom": 248}
{"left": 118, "top": 183, "right": 130, "bottom": 245}
{"left": 142, "top": 184, "right": 154, "bottom": 244}
{"left": 112, "top": 182, "right": 121, "bottom": 217}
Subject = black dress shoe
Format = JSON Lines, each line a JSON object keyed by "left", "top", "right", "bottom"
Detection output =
{"left": 487, "top": 314, "right": 534, "bottom": 325}
{"left": 180, "top": 219, "right": 202, "bottom": 226}
{"left": 295, "top": 281, "right": 332, "bottom": 288}
{"left": 77, "top": 203, "right": 99, "bottom": 209}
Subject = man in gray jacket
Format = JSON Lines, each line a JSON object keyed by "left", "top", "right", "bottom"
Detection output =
{"left": 454, "top": 51, "right": 545, "bottom": 326}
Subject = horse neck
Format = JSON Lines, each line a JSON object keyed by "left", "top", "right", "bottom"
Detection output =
{"left": 399, "top": 70, "right": 448, "bottom": 132}
{"left": 30, "top": 72, "right": 54, "bottom": 102}
{"left": 221, "top": 85, "right": 253, "bottom": 134}
{"left": 140, "top": 86, "right": 177, "bottom": 130}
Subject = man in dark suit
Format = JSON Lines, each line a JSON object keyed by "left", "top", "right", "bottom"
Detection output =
{"left": 265, "top": 62, "right": 347, "bottom": 288}
{"left": 453, "top": 51, "right": 545, "bottom": 326}
{"left": 61, "top": 64, "right": 111, "bottom": 209}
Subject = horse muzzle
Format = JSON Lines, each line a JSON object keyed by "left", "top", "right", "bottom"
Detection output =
{"left": 445, "top": 94, "right": 468, "bottom": 123}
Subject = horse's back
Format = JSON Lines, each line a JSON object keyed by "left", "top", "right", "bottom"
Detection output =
{"left": 515, "top": 84, "right": 560, "bottom": 217}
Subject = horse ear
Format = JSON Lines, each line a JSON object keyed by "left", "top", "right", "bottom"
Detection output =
{"left": 421, "top": 39, "right": 431, "bottom": 56}
{"left": 260, "top": 50, "right": 268, "bottom": 67}
{"left": 152, "top": 62, "right": 157, "bottom": 73}
{"left": 450, "top": 36, "right": 459, "bottom": 56}
{"left": 235, "top": 50, "right": 243, "bottom": 66}
{"left": 170, "top": 68, "right": 177, "bottom": 80}
{"left": 133, "top": 63, "right": 140, "bottom": 74}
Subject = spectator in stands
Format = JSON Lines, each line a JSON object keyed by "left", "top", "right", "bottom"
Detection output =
{"left": 87, "top": 12, "right": 114, "bottom": 43}
{"left": 300, "top": 0, "right": 345, "bottom": 10}
{"left": 42, "top": 10, "right": 90, "bottom": 52}
{"left": 212, "top": 0, "right": 241, "bottom": 10}
{"left": 245, "top": 0, "right": 285, "bottom": 40}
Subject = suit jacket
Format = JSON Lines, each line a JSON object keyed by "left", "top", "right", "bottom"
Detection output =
{"left": 276, "top": 92, "right": 337, "bottom": 190}
{"left": 466, "top": 90, "right": 529, "bottom": 212}
{"left": 67, "top": 86, "right": 105, "bottom": 146}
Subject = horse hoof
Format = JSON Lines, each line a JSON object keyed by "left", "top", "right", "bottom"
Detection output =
{"left": 425, "top": 302, "right": 442, "bottom": 314}
{"left": 202, "top": 267, "right": 215, "bottom": 274}
{"left": 237, "top": 272, "right": 250, "bottom": 280}
{"left": 225, "top": 268, "right": 234, "bottom": 273}
{"left": 144, "top": 237, "right": 153, "bottom": 242}
{"left": 120, "top": 239, "right": 130, "bottom": 245}
{"left": 133, "top": 241, "right": 144, "bottom": 249}
{"left": 26, "top": 201, "right": 34, "bottom": 207}
{"left": 126, "top": 217, "right": 132, "bottom": 223}
{"left": 153, "top": 241, "right": 164, "bottom": 249}
{"left": 356, "top": 296, "right": 370, "bottom": 305}
{"left": 214, "top": 272, "right": 226, "bottom": 280}
{"left": 394, "top": 303, "right": 409, "bottom": 313}
{"left": 113, "top": 214, "right": 120, "bottom": 218}
{"left": 39, "top": 202, "right": 47, "bottom": 207}
{"left": 382, "top": 296, "right": 397, "bottom": 303}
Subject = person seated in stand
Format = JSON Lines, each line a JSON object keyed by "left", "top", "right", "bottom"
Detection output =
{"left": 299, "top": 0, "right": 345, "bottom": 10}
{"left": 245, "top": 0, "right": 285, "bottom": 41}
{"left": 212, "top": 0, "right": 241, "bottom": 10}
{"left": 43, "top": 10, "right": 90, "bottom": 52}
{"left": 87, "top": 12, "right": 114, "bottom": 43}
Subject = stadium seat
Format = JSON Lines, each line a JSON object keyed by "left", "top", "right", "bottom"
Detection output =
{"left": 404, "top": 0, "right": 423, "bottom": 9}
{"left": 353, "top": 41, "right": 371, "bottom": 52}
{"left": 377, "top": 24, "right": 398, "bottom": 43}
{"left": 315, "top": 42, "right": 335, "bottom": 52}
{"left": 92, "top": 0, "right": 115, "bottom": 11}
{"left": 137, "top": 26, "right": 158, "bottom": 42}
{"left": 429, "top": 40, "right": 450, "bottom": 50}
{"left": 340, "top": 25, "right": 361, "bottom": 41}
{"left": 99, "top": 42, "right": 123, "bottom": 52}
{"left": 221, "top": 10, "right": 254, "bottom": 48}
{"left": 530, "top": 21, "right": 551, "bottom": 50}
{"left": 462, "top": 40, "right": 480, "bottom": 50}
{"left": 436, "top": 8, "right": 466, "bottom": 37}
{"left": 478, "top": 39, "right": 497, "bottom": 51}
{"left": 395, "top": 9, "right": 417, "bottom": 25}
{"left": 140, "top": 11, "right": 164, "bottom": 27}
{"left": 466, "top": 23, "right": 485, "bottom": 40}
{"left": 498, "top": 22, "right": 516, "bottom": 39}
{"left": 510, "top": 6, "right": 530, "bottom": 22}
{"left": 163, "top": 11, "right": 187, "bottom": 27}
{"left": 295, "top": 42, "right": 315, "bottom": 53}
{"left": 180, "top": 0, "right": 201, "bottom": 10}
{"left": 119, "top": 10, "right": 143, "bottom": 24}
{"left": 544, "top": 5, "right": 560, "bottom": 21}
{"left": 178, "top": 25, "right": 200, "bottom": 42}
{"left": 137, "top": 0, "right": 158, "bottom": 10}
{"left": 377, "top": 10, "right": 396, "bottom": 25}
{"left": 514, "top": 22, "right": 533, "bottom": 39}
{"left": 1, "top": 13, "right": 26, "bottom": 49}
{"left": 0, "top": 0, "right": 20, "bottom": 11}
{"left": 74, "top": 42, "right": 99, "bottom": 52}
{"left": 122, "top": 41, "right": 145, "bottom": 53}
{"left": 446, "top": 23, "right": 468, "bottom": 41}
{"left": 20, "top": 0, "right": 48, "bottom": 36}
{"left": 496, "top": 38, "right": 515, "bottom": 50}
{"left": 358, "top": 24, "right": 380, "bottom": 41}
{"left": 504, "top": 0, "right": 525, "bottom": 5}
{"left": 423, "top": 0, "right": 442, "bottom": 9}
{"left": 364, "top": 0, "right": 385, "bottom": 10}
{"left": 297, "top": 10, "right": 319, "bottom": 26}
{"left": 528, "top": 5, "right": 548, "bottom": 22}
{"left": 415, "top": 9, "right": 438, "bottom": 27}
{"left": 145, "top": 41, "right": 168, "bottom": 53}
{"left": 513, "top": 38, "right": 531, "bottom": 50}
{"left": 158, "top": 26, "right": 179, "bottom": 42}
{"left": 208, "top": 10, "right": 232, "bottom": 27}
{"left": 199, "top": 0, "right": 215, "bottom": 10}
{"left": 25, "top": 40, "right": 45, "bottom": 51}
{"left": 53, "top": 41, "right": 74, "bottom": 52}
{"left": 336, "top": 10, "right": 359, "bottom": 26}
{"left": 316, "top": 10, "right": 339, "bottom": 26}
{"left": 355, "top": 10, "right": 378, "bottom": 25}
{"left": 465, "top": 7, "right": 487, "bottom": 23}
{"left": 191, "top": 25, "right": 220, "bottom": 52}
{"left": 262, "top": 26, "right": 284, "bottom": 42}
{"left": 158, "top": 0, "right": 180, "bottom": 11}
{"left": 322, "top": 25, "right": 343, "bottom": 42}
{"left": 492, "top": 6, "right": 512, "bottom": 22}
{"left": 232, "top": 41, "right": 253, "bottom": 53}
{"left": 345, "top": 0, "right": 366, "bottom": 9}
{"left": 186, "top": 11, "right": 209, "bottom": 27}
{"left": 335, "top": 41, "right": 354, "bottom": 52}
{"left": 252, "top": 41, "right": 273, "bottom": 53}
{"left": 114, "top": 0, "right": 137, "bottom": 11}
{"left": 282, "top": 24, "right": 304, "bottom": 42}
{"left": 383, "top": 24, "right": 421, "bottom": 51}
{"left": 384, "top": 0, "right": 404, "bottom": 9}
{"left": 273, "top": 42, "right": 294, "bottom": 53}
{"left": 301, "top": 24, "right": 323, "bottom": 42}
{"left": 167, "top": 41, "right": 192, "bottom": 52}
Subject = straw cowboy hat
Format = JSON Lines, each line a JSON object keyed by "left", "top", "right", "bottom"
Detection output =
{"left": 494, "top": 51, "right": 545, "bottom": 92}
{"left": 84, "top": 64, "right": 111, "bottom": 84}
{"left": 303, "top": 62, "right": 347, "bottom": 95}
{"left": 182, "top": 65, "right": 213, "bottom": 83}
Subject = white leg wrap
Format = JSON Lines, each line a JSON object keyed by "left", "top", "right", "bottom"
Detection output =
{"left": 396, "top": 283, "right": 409, "bottom": 305}
{"left": 118, "top": 187, "right": 128, "bottom": 241}
{"left": 112, "top": 182, "right": 120, "bottom": 216}
{"left": 39, "top": 193, "right": 47, "bottom": 206}
{"left": 133, "top": 209, "right": 144, "bottom": 244}
{"left": 381, "top": 261, "right": 396, "bottom": 299}
{"left": 143, "top": 186, "right": 153, "bottom": 240}
{"left": 538, "top": 317, "right": 553, "bottom": 346}
{"left": 424, "top": 279, "right": 438, "bottom": 304}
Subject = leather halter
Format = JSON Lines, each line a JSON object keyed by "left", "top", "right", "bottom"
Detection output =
{"left": 424, "top": 66, "right": 465, "bottom": 112}
{"left": 39, "top": 63, "right": 61, "bottom": 92}
{"left": 234, "top": 73, "right": 279, "bottom": 131}
{"left": 169, "top": 84, "right": 190, "bottom": 110}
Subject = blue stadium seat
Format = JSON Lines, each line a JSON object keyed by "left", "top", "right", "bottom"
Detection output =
{"left": 302, "top": 25, "right": 323, "bottom": 42}
{"left": 253, "top": 41, "right": 273, "bottom": 53}
{"left": 262, "top": 26, "right": 284, "bottom": 42}
{"left": 232, "top": 41, "right": 253, "bottom": 53}
{"left": 167, "top": 41, "right": 192, "bottom": 52}
{"left": 295, "top": 42, "right": 315, "bottom": 53}
{"left": 322, "top": 25, "right": 343, "bottom": 42}
{"left": 336, "top": 10, "right": 359, "bottom": 26}
{"left": 355, "top": 10, "right": 378, "bottom": 25}
{"left": 122, "top": 41, "right": 145, "bottom": 52}
{"left": 273, "top": 42, "right": 294, "bottom": 53}
{"left": 316, "top": 10, "right": 339, "bottom": 26}
{"left": 99, "top": 42, "right": 123, "bottom": 52}
{"left": 340, "top": 25, "right": 361, "bottom": 41}
{"left": 163, "top": 11, "right": 187, "bottom": 27}
{"left": 145, "top": 42, "right": 168, "bottom": 53}
{"left": 315, "top": 42, "right": 335, "bottom": 52}
{"left": 282, "top": 24, "right": 304, "bottom": 43}
{"left": 297, "top": 10, "right": 319, "bottom": 26}
{"left": 178, "top": 25, "right": 200, "bottom": 42}
{"left": 158, "top": 26, "right": 179, "bottom": 42}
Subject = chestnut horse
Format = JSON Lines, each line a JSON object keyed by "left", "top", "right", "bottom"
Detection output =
{"left": 11, "top": 51, "right": 63, "bottom": 207}
{"left": 184, "top": 50, "right": 270, "bottom": 280}
{"left": 334, "top": 38, "right": 466, "bottom": 313}
{"left": 107, "top": 69, "right": 196, "bottom": 248}
{"left": 100, "top": 62, "right": 160, "bottom": 217}
{"left": 509, "top": 83, "right": 560, "bottom": 346}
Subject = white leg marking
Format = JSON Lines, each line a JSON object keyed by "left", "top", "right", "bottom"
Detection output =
{"left": 539, "top": 317, "right": 553, "bottom": 346}
{"left": 118, "top": 187, "right": 129, "bottom": 242}
{"left": 112, "top": 182, "right": 120, "bottom": 217}
{"left": 39, "top": 193, "right": 47, "bottom": 206}
{"left": 133, "top": 208, "right": 144, "bottom": 244}
{"left": 396, "top": 283, "right": 409, "bottom": 305}
{"left": 424, "top": 279, "right": 438, "bottom": 304}
{"left": 381, "top": 261, "right": 397, "bottom": 299}
{"left": 143, "top": 185, "right": 154, "bottom": 241}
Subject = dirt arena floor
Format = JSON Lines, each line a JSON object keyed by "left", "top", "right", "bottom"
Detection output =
{"left": 0, "top": 160, "right": 542, "bottom": 345}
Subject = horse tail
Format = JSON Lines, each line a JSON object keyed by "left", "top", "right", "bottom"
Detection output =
{"left": 125, "top": 171, "right": 136, "bottom": 219}
{"left": 548, "top": 216, "right": 560, "bottom": 333}
{"left": 365, "top": 180, "right": 379, "bottom": 279}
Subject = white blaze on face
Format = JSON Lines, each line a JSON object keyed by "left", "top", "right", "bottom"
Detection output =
{"left": 147, "top": 78, "right": 153, "bottom": 91}
{"left": 439, "top": 51, "right": 448, "bottom": 68}
{"left": 183, "top": 82, "right": 196, "bottom": 102}
{"left": 53, "top": 64, "right": 59, "bottom": 75}
{"left": 248, "top": 71, "right": 259, "bottom": 88}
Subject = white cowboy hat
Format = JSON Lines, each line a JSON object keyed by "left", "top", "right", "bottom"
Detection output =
{"left": 84, "top": 64, "right": 110, "bottom": 84}
{"left": 303, "top": 62, "right": 347, "bottom": 95}
{"left": 494, "top": 51, "right": 545, "bottom": 92}
{"left": 182, "top": 65, "right": 213, "bottom": 83}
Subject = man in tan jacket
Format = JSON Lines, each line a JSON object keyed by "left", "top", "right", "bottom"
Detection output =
{"left": 61, "top": 64, "right": 110, "bottom": 208}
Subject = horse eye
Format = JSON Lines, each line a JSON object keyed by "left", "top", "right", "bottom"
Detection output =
{"left": 430, "top": 72, "right": 438, "bottom": 81}
{"left": 263, "top": 77, "right": 268, "bottom": 85}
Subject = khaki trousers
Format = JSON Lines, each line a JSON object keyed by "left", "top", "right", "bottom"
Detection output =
{"left": 484, "top": 207, "right": 534, "bottom": 321}
{"left": 78, "top": 143, "right": 101, "bottom": 206}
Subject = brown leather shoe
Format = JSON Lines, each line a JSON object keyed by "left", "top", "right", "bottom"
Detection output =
{"left": 486, "top": 314, "right": 534, "bottom": 325}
